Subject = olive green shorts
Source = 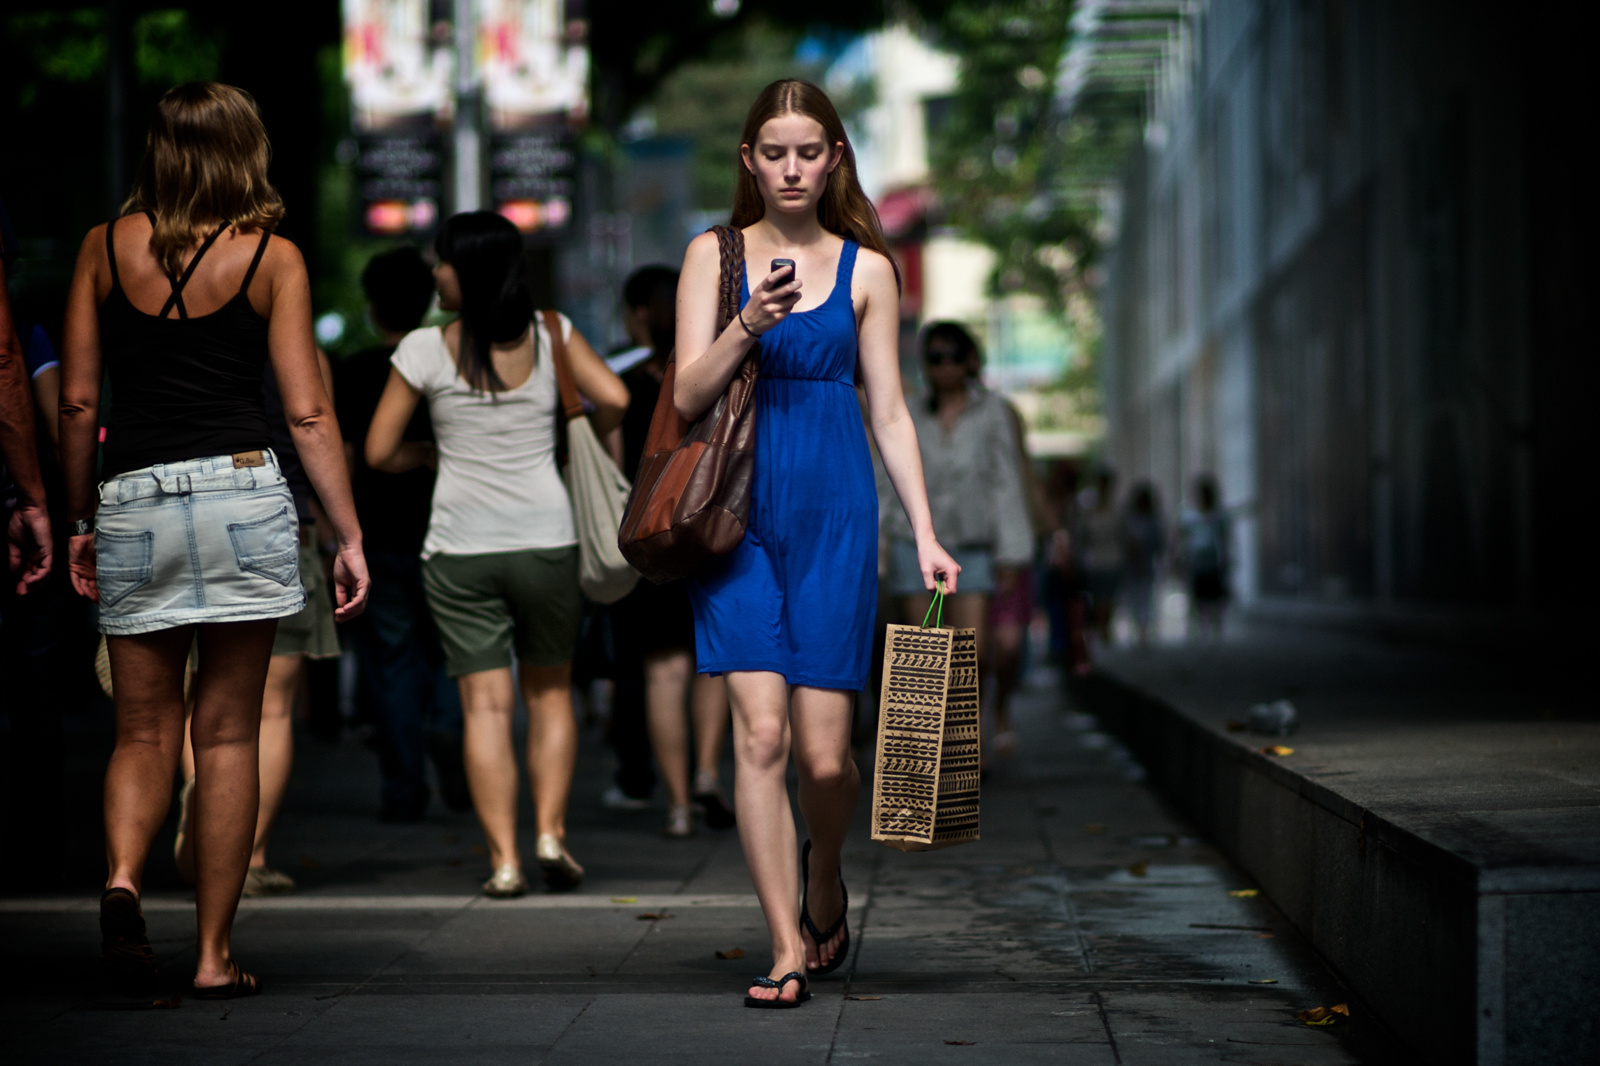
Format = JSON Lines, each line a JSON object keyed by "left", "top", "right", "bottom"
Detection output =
{"left": 421, "top": 546, "right": 581, "bottom": 677}
{"left": 271, "top": 534, "right": 341, "bottom": 659}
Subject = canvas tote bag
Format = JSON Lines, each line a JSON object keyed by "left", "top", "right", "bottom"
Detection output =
{"left": 870, "top": 584, "right": 982, "bottom": 852}
{"left": 616, "top": 226, "right": 759, "bottom": 583}
{"left": 544, "top": 309, "right": 640, "bottom": 604}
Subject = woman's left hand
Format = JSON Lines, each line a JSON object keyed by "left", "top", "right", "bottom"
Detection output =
{"left": 917, "top": 536, "right": 961, "bottom": 595}
{"left": 67, "top": 533, "right": 98, "bottom": 601}
{"left": 331, "top": 543, "right": 370, "bottom": 621}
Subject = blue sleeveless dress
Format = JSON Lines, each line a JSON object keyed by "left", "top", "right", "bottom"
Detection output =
{"left": 688, "top": 240, "right": 878, "bottom": 691}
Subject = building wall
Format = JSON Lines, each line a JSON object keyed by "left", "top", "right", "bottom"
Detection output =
{"left": 1100, "top": 0, "right": 1584, "bottom": 612}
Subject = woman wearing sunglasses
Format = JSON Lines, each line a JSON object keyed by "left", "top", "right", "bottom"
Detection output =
{"left": 883, "top": 322, "right": 1033, "bottom": 755}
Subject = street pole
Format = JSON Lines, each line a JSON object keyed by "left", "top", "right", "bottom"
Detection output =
{"left": 452, "top": 0, "right": 481, "bottom": 214}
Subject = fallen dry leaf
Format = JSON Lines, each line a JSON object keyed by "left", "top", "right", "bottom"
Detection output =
{"left": 1127, "top": 861, "right": 1148, "bottom": 877}
{"left": 1248, "top": 978, "right": 1278, "bottom": 984}
{"left": 636, "top": 911, "right": 673, "bottom": 921}
{"left": 846, "top": 995, "right": 882, "bottom": 1001}
{"left": 609, "top": 896, "right": 638, "bottom": 904}
{"left": 1298, "top": 1004, "right": 1350, "bottom": 1026}
{"left": 1083, "top": 823, "right": 1106, "bottom": 835}
{"left": 1259, "top": 745, "right": 1294, "bottom": 756}
{"left": 1254, "top": 933, "right": 1276, "bottom": 939}
{"left": 1224, "top": 720, "right": 1247, "bottom": 732}
{"left": 1229, "top": 889, "right": 1259, "bottom": 898}
{"left": 715, "top": 948, "right": 746, "bottom": 960}
{"left": 300, "top": 855, "right": 321, "bottom": 871}
{"left": 943, "top": 1040, "right": 976, "bottom": 1046}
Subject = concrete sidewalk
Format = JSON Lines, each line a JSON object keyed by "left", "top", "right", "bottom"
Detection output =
{"left": 1080, "top": 622, "right": 1598, "bottom": 1066}
{"left": 1, "top": 666, "right": 1407, "bottom": 1064}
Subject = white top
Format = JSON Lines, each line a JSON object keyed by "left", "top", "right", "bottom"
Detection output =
{"left": 391, "top": 316, "right": 576, "bottom": 558}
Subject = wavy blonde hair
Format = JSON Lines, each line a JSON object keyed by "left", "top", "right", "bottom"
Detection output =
{"left": 121, "top": 82, "right": 285, "bottom": 277}
{"left": 731, "top": 79, "right": 900, "bottom": 292}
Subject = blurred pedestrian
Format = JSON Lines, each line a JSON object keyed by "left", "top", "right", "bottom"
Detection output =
{"left": 609, "top": 265, "right": 733, "bottom": 837}
{"left": 335, "top": 246, "right": 470, "bottom": 823}
{"left": 883, "top": 322, "right": 1031, "bottom": 757}
{"left": 1179, "top": 474, "right": 1230, "bottom": 639}
{"left": 1072, "top": 469, "right": 1123, "bottom": 643}
{"left": 365, "top": 211, "right": 627, "bottom": 897}
{"left": 1123, "top": 480, "right": 1166, "bottom": 646}
{"left": 674, "top": 79, "right": 959, "bottom": 1008}
{"left": 58, "top": 82, "right": 368, "bottom": 999}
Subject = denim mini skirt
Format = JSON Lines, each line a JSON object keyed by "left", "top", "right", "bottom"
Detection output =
{"left": 95, "top": 450, "right": 307, "bottom": 635}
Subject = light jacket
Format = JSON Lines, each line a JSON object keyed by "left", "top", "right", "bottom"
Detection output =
{"left": 883, "top": 383, "right": 1034, "bottom": 566}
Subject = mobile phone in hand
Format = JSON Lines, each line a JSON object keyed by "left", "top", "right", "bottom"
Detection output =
{"left": 770, "top": 259, "right": 796, "bottom": 285}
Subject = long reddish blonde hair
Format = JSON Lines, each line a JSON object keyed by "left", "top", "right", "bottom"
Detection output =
{"left": 122, "top": 82, "right": 285, "bottom": 277}
{"left": 731, "top": 80, "right": 899, "bottom": 291}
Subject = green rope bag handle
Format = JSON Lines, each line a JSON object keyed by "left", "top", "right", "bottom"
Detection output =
{"left": 920, "top": 579, "right": 948, "bottom": 629}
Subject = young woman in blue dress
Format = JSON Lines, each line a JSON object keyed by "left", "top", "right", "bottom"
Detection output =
{"left": 674, "top": 80, "right": 961, "bottom": 1008}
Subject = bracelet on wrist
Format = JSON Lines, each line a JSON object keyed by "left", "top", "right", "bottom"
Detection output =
{"left": 737, "top": 312, "right": 763, "bottom": 340}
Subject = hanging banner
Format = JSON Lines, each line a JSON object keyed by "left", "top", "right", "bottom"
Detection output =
{"left": 479, "top": 0, "right": 587, "bottom": 236}
{"left": 342, "top": 0, "right": 453, "bottom": 235}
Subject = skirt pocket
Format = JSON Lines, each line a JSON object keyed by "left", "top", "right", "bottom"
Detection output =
{"left": 227, "top": 505, "right": 300, "bottom": 587}
{"left": 96, "top": 529, "right": 155, "bottom": 607}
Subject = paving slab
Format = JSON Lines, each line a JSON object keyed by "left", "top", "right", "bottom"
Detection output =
{"left": 0, "top": 659, "right": 1408, "bottom": 1064}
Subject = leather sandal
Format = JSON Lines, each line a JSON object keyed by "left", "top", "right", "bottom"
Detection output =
{"left": 191, "top": 959, "right": 261, "bottom": 1000}
{"left": 743, "top": 970, "right": 810, "bottom": 1008}
{"left": 799, "top": 840, "right": 850, "bottom": 976}
{"left": 100, "top": 887, "right": 158, "bottom": 997}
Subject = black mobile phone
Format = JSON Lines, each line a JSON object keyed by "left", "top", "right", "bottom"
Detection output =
{"left": 770, "top": 258, "right": 796, "bottom": 284}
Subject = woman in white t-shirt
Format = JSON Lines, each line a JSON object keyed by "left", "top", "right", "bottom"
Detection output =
{"left": 366, "top": 212, "right": 627, "bottom": 897}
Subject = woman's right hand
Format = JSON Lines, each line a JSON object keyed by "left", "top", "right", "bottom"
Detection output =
{"left": 331, "top": 543, "right": 370, "bottom": 622}
{"left": 67, "top": 533, "right": 98, "bottom": 601}
{"left": 740, "top": 266, "right": 802, "bottom": 335}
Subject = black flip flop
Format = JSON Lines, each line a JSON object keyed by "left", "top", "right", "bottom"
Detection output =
{"left": 799, "top": 840, "right": 850, "bottom": 977}
{"left": 100, "top": 887, "right": 158, "bottom": 997}
{"left": 744, "top": 970, "right": 810, "bottom": 1009}
{"left": 191, "top": 959, "right": 261, "bottom": 1000}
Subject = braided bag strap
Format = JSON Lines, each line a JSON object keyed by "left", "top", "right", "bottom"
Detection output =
{"left": 712, "top": 225, "right": 744, "bottom": 334}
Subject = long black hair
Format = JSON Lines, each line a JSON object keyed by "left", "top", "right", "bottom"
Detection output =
{"left": 434, "top": 211, "right": 533, "bottom": 393}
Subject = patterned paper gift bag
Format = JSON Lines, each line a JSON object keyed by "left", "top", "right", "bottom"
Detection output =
{"left": 871, "top": 584, "right": 981, "bottom": 852}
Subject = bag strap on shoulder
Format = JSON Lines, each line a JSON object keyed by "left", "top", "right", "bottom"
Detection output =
{"left": 710, "top": 225, "right": 744, "bottom": 335}
{"left": 543, "top": 309, "right": 584, "bottom": 422}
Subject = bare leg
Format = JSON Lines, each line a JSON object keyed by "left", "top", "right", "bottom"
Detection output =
{"left": 188, "top": 620, "right": 277, "bottom": 988}
{"left": 691, "top": 673, "right": 729, "bottom": 779}
{"left": 458, "top": 668, "right": 520, "bottom": 869}
{"left": 643, "top": 649, "right": 693, "bottom": 810}
{"left": 104, "top": 627, "right": 194, "bottom": 899}
{"left": 251, "top": 653, "right": 302, "bottom": 868}
{"left": 520, "top": 662, "right": 578, "bottom": 840}
{"left": 791, "top": 686, "right": 859, "bottom": 974}
{"left": 728, "top": 671, "right": 807, "bottom": 1003}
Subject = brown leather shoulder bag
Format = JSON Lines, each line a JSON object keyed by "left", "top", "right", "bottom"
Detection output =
{"left": 616, "top": 226, "right": 759, "bottom": 583}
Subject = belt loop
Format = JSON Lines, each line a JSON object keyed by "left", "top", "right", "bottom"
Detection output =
{"left": 176, "top": 473, "right": 192, "bottom": 495}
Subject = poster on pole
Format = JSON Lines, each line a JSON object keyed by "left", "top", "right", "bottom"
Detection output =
{"left": 342, "top": 0, "right": 453, "bottom": 235}
{"left": 479, "top": 0, "right": 587, "bottom": 237}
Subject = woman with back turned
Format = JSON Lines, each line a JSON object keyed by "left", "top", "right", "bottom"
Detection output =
{"left": 366, "top": 211, "right": 628, "bottom": 898}
{"left": 674, "top": 80, "right": 959, "bottom": 1008}
{"left": 58, "top": 82, "right": 369, "bottom": 1000}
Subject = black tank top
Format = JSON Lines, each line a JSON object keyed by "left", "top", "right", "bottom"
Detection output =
{"left": 98, "top": 213, "right": 275, "bottom": 478}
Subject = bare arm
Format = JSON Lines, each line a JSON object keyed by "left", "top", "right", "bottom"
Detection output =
{"left": 856, "top": 250, "right": 961, "bottom": 594}
{"left": 364, "top": 368, "right": 434, "bottom": 473}
{"left": 0, "top": 260, "right": 52, "bottom": 593}
{"left": 262, "top": 239, "right": 367, "bottom": 619}
{"left": 59, "top": 229, "right": 107, "bottom": 600}
{"left": 672, "top": 230, "right": 800, "bottom": 421}
{"left": 563, "top": 325, "right": 629, "bottom": 436}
